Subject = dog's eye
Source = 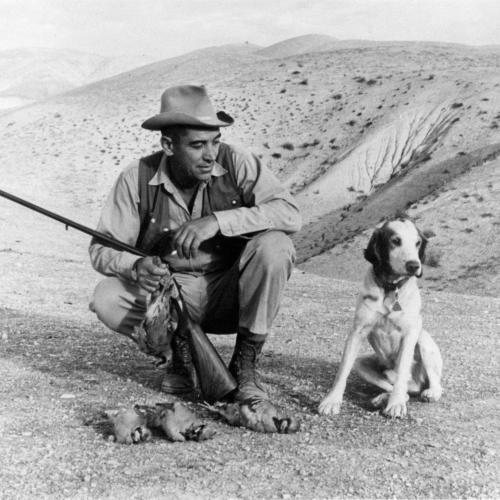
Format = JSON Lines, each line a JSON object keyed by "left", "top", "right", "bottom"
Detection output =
{"left": 416, "top": 240, "right": 421, "bottom": 248}
{"left": 391, "top": 236, "right": 402, "bottom": 246}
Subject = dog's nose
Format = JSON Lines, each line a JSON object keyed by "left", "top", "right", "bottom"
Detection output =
{"left": 405, "top": 260, "right": 421, "bottom": 275}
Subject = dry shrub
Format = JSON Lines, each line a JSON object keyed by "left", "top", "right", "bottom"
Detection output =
{"left": 425, "top": 248, "right": 442, "bottom": 268}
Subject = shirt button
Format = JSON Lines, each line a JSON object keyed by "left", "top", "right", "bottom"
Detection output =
{"left": 231, "top": 199, "right": 237, "bottom": 205}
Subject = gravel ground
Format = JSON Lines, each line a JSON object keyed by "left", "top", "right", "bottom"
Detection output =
{"left": 1, "top": 266, "right": 499, "bottom": 499}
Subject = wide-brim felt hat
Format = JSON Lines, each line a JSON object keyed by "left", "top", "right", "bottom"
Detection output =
{"left": 141, "top": 85, "right": 234, "bottom": 130}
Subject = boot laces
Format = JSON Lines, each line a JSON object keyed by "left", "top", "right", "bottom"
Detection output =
{"left": 236, "top": 344, "right": 264, "bottom": 387}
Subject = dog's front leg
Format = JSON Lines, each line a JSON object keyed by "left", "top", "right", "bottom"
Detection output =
{"left": 319, "top": 314, "right": 374, "bottom": 415}
{"left": 383, "top": 322, "right": 420, "bottom": 418}
{"left": 418, "top": 329, "right": 443, "bottom": 402}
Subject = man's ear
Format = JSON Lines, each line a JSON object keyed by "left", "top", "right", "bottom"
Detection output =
{"left": 160, "top": 135, "right": 174, "bottom": 156}
{"left": 364, "top": 228, "right": 382, "bottom": 266}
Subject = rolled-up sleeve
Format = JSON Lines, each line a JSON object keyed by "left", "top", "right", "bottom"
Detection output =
{"left": 88, "top": 162, "right": 142, "bottom": 279}
{"left": 213, "top": 146, "right": 302, "bottom": 236}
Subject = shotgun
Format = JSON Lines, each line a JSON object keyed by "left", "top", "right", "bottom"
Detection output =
{"left": 0, "top": 188, "right": 237, "bottom": 403}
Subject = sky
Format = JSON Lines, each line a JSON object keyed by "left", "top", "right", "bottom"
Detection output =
{"left": 0, "top": 0, "right": 499, "bottom": 60}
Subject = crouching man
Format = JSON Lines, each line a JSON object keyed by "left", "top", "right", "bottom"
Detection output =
{"left": 89, "top": 85, "right": 301, "bottom": 402}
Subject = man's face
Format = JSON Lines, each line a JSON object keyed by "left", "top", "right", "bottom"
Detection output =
{"left": 163, "top": 127, "right": 221, "bottom": 186}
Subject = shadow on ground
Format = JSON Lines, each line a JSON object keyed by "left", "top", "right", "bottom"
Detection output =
{"left": 0, "top": 306, "right": 368, "bottom": 413}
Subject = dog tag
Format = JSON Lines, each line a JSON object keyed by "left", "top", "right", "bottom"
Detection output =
{"left": 392, "top": 300, "right": 402, "bottom": 311}
{"left": 391, "top": 289, "right": 402, "bottom": 311}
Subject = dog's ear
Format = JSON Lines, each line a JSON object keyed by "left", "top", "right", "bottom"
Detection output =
{"left": 418, "top": 229, "right": 429, "bottom": 264}
{"left": 364, "top": 228, "right": 382, "bottom": 266}
{"left": 421, "top": 229, "right": 435, "bottom": 239}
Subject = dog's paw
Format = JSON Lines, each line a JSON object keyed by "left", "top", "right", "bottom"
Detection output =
{"left": 370, "top": 392, "right": 390, "bottom": 409}
{"left": 382, "top": 394, "right": 409, "bottom": 418}
{"left": 420, "top": 386, "right": 442, "bottom": 403}
{"left": 318, "top": 395, "right": 342, "bottom": 415}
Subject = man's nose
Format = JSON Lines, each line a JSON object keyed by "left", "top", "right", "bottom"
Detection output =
{"left": 405, "top": 260, "right": 421, "bottom": 275}
{"left": 203, "top": 144, "right": 217, "bottom": 161}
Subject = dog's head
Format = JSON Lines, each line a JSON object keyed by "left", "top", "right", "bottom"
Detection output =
{"left": 364, "top": 217, "right": 428, "bottom": 278}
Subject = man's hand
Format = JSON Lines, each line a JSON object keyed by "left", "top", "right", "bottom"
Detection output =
{"left": 172, "top": 215, "right": 220, "bottom": 259}
{"left": 133, "top": 256, "right": 170, "bottom": 293}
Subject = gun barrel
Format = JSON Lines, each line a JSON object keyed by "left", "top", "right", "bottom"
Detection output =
{"left": 0, "top": 187, "right": 238, "bottom": 402}
{"left": 0, "top": 188, "right": 147, "bottom": 258}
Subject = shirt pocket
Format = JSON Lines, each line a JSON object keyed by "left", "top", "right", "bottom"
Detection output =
{"left": 204, "top": 179, "right": 244, "bottom": 214}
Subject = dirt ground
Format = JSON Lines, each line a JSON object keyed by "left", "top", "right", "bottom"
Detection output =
{"left": 1, "top": 260, "right": 499, "bottom": 498}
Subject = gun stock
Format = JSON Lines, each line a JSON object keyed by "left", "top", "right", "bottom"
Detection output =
{"left": 182, "top": 314, "right": 237, "bottom": 403}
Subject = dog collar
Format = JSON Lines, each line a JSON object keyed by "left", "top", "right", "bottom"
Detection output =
{"left": 370, "top": 269, "right": 408, "bottom": 312}
{"left": 372, "top": 269, "right": 410, "bottom": 292}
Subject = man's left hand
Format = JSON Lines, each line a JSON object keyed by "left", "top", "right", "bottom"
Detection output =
{"left": 172, "top": 215, "right": 220, "bottom": 259}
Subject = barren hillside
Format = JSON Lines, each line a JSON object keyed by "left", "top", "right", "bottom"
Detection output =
{"left": 299, "top": 153, "right": 500, "bottom": 297}
{"left": 0, "top": 38, "right": 499, "bottom": 295}
{"left": 256, "top": 34, "right": 338, "bottom": 58}
{"left": 0, "top": 48, "right": 157, "bottom": 111}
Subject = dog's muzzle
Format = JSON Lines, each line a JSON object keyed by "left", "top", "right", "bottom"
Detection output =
{"left": 405, "top": 260, "right": 421, "bottom": 276}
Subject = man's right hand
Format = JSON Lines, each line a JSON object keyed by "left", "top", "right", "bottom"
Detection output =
{"left": 132, "top": 256, "right": 170, "bottom": 293}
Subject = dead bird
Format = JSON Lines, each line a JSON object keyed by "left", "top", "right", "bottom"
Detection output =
{"left": 138, "top": 402, "right": 215, "bottom": 442}
{"left": 105, "top": 407, "right": 152, "bottom": 445}
{"left": 202, "top": 398, "right": 300, "bottom": 434}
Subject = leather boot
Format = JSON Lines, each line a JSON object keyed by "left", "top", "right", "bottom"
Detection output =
{"left": 161, "top": 333, "right": 194, "bottom": 395}
{"left": 228, "top": 333, "right": 269, "bottom": 401}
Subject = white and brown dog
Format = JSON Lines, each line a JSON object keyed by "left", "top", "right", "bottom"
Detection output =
{"left": 319, "top": 218, "right": 443, "bottom": 418}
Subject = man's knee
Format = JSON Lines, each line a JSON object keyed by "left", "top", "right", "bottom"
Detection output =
{"left": 90, "top": 279, "right": 118, "bottom": 319}
{"left": 90, "top": 277, "right": 146, "bottom": 334}
{"left": 243, "top": 231, "right": 295, "bottom": 272}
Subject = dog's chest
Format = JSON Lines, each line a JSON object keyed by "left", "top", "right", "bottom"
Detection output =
{"left": 368, "top": 305, "right": 405, "bottom": 360}
{"left": 371, "top": 311, "right": 403, "bottom": 338}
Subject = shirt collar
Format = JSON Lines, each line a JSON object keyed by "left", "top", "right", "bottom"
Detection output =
{"left": 148, "top": 153, "right": 227, "bottom": 191}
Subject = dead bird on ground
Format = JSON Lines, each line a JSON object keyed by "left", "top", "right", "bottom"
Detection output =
{"left": 105, "top": 402, "right": 214, "bottom": 444}
{"left": 202, "top": 398, "right": 300, "bottom": 434}
{"left": 138, "top": 402, "right": 215, "bottom": 442}
{"left": 105, "top": 407, "right": 152, "bottom": 445}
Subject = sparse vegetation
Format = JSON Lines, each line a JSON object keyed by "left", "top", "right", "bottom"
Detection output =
{"left": 300, "top": 139, "right": 320, "bottom": 148}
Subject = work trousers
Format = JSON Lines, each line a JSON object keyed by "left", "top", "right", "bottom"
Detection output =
{"left": 90, "top": 231, "right": 295, "bottom": 337}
